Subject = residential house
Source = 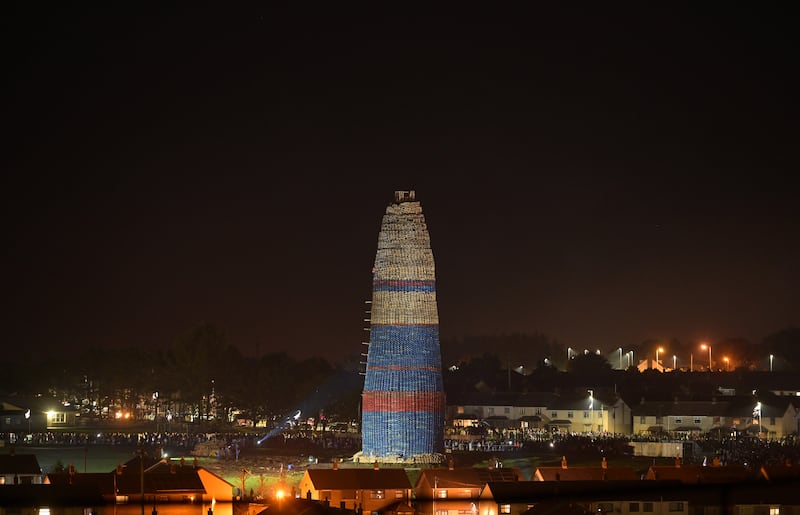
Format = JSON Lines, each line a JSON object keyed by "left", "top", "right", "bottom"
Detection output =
{"left": 478, "top": 480, "right": 688, "bottom": 515}
{"left": 415, "top": 465, "right": 521, "bottom": 514}
{"left": 447, "top": 392, "right": 556, "bottom": 428}
{"left": 144, "top": 457, "right": 237, "bottom": 501}
{"left": 546, "top": 394, "right": 610, "bottom": 434}
{"left": 46, "top": 454, "right": 236, "bottom": 509}
{"left": 298, "top": 463, "right": 413, "bottom": 513}
{"left": 0, "top": 453, "right": 44, "bottom": 485}
{"left": 0, "top": 402, "right": 31, "bottom": 438}
{"left": 631, "top": 399, "right": 731, "bottom": 437}
{"left": 728, "top": 395, "right": 798, "bottom": 439}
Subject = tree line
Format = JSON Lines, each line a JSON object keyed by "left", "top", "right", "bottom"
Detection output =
{"left": 1, "top": 324, "right": 797, "bottom": 429}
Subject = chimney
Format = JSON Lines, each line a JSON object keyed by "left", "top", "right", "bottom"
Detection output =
{"left": 373, "top": 461, "right": 379, "bottom": 471}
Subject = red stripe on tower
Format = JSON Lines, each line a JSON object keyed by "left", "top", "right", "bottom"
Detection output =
{"left": 362, "top": 391, "right": 445, "bottom": 413}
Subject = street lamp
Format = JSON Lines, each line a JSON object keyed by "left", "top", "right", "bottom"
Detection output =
{"left": 754, "top": 402, "right": 762, "bottom": 439}
{"left": 655, "top": 347, "right": 664, "bottom": 369}
{"left": 769, "top": 354, "right": 774, "bottom": 372}
{"left": 723, "top": 357, "right": 730, "bottom": 371}
{"left": 588, "top": 390, "right": 594, "bottom": 434}
{"left": 568, "top": 347, "right": 573, "bottom": 360}
{"left": 618, "top": 348, "right": 623, "bottom": 370}
{"left": 673, "top": 355, "right": 677, "bottom": 371}
{"left": 700, "top": 343, "right": 712, "bottom": 371}
{"left": 628, "top": 350, "right": 634, "bottom": 368}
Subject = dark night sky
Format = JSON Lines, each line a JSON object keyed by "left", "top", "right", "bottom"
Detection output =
{"left": 3, "top": 6, "right": 798, "bottom": 365}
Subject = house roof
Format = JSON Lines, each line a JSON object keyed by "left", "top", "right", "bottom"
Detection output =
{"left": 0, "top": 454, "right": 43, "bottom": 475}
{"left": 0, "top": 402, "right": 25, "bottom": 412}
{"left": 448, "top": 391, "right": 557, "bottom": 408}
{"left": 547, "top": 396, "right": 606, "bottom": 411}
{"left": 632, "top": 401, "right": 731, "bottom": 417}
{"left": 416, "top": 467, "right": 521, "bottom": 490}
{"left": 481, "top": 480, "right": 686, "bottom": 502}
{"left": 47, "top": 472, "right": 116, "bottom": 493}
{"left": 645, "top": 465, "right": 756, "bottom": 483}
{"left": 0, "top": 484, "right": 104, "bottom": 506}
{"left": 305, "top": 468, "right": 411, "bottom": 490}
{"left": 760, "top": 464, "right": 800, "bottom": 481}
{"left": 534, "top": 466, "right": 638, "bottom": 482}
{"left": 115, "top": 472, "right": 206, "bottom": 495}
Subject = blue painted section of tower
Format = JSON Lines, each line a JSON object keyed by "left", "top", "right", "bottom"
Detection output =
{"left": 360, "top": 191, "right": 445, "bottom": 464}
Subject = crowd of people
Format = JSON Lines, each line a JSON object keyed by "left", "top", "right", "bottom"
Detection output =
{"left": 4, "top": 427, "right": 799, "bottom": 470}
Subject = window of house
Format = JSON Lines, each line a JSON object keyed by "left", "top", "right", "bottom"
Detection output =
{"left": 370, "top": 490, "right": 385, "bottom": 499}
{"left": 630, "top": 503, "right": 640, "bottom": 512}
{"left": 551, "top": 412, "right": 557, "bottom": 418}
{"left": 583, "top": 411, "right": 589, "bottom": 418}
{"left": 500, "top": 504, "right": 511, "bottom": 514}
{"left": 504, "top": 407, "right": 510, "bottom": 414}
{"left": 536, "top": 408, "right": 542, "bottom": 415}
{"left": 437, "top": 489, "right": 447, "bottom": 499}
{"left": 694, "top": 418, "right": 701, "bottom": 424}
{"left": 769, "top": 507, "right": 780, "bottom": 515}
{"left": 488, "top": 408, "right": 494, "bottom": 415}
{"left": 643, "top": 502, "right": 654, "bottom": 512}
{"left": 567, "top": 411, "right": 574, "bottom": 419}
{"left": 640, "top": 416, "right": 646, "bottom": 424}
{"left": 668, "top": 502, "right": 684, "bottom": 512}
{"left": 770, "top": 417, "right": 776, "bottom": 425}
{"left": 3, "top": 417, "right": 11, "bottom": 425}
{"left": 675, "top": 418, "right": 682, "bottom": 424}
{"left": 51, "top": 412, "right": 66, "bottom": 424}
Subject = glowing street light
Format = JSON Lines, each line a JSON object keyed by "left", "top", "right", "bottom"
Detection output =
{"left": 673, "top": 355, "right": 677, "bottom": 371}
{"left": 568, "top": 347, "right": 574, "bottom": 360}
{"left": 618, "top": 348, "right": 623, "bottom": 370}
{"left": 588, "top": 390, "right": 594, "bottom": 433}
{"left": 723, "top": 356, "right": 730, "bottom": 371}
{"left": 700, "top": 343, "right": 712, "bottom": 371}
{"left": 754, "top": 401, "right": 762, "bottom": 439}
{"left": 770, "top": 354, "right": 774, "bottom": 372}
{"left": 655, "top": 347, "right": 664, "bottom": 369}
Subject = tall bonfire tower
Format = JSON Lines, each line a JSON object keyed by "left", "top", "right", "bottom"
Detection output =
{"left": 357, "top": 190, "right": 445, "bottom": 464}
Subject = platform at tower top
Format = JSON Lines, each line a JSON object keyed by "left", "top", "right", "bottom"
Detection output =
{"left": 394, "top": 190, "right": 416, "bottom": 203}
